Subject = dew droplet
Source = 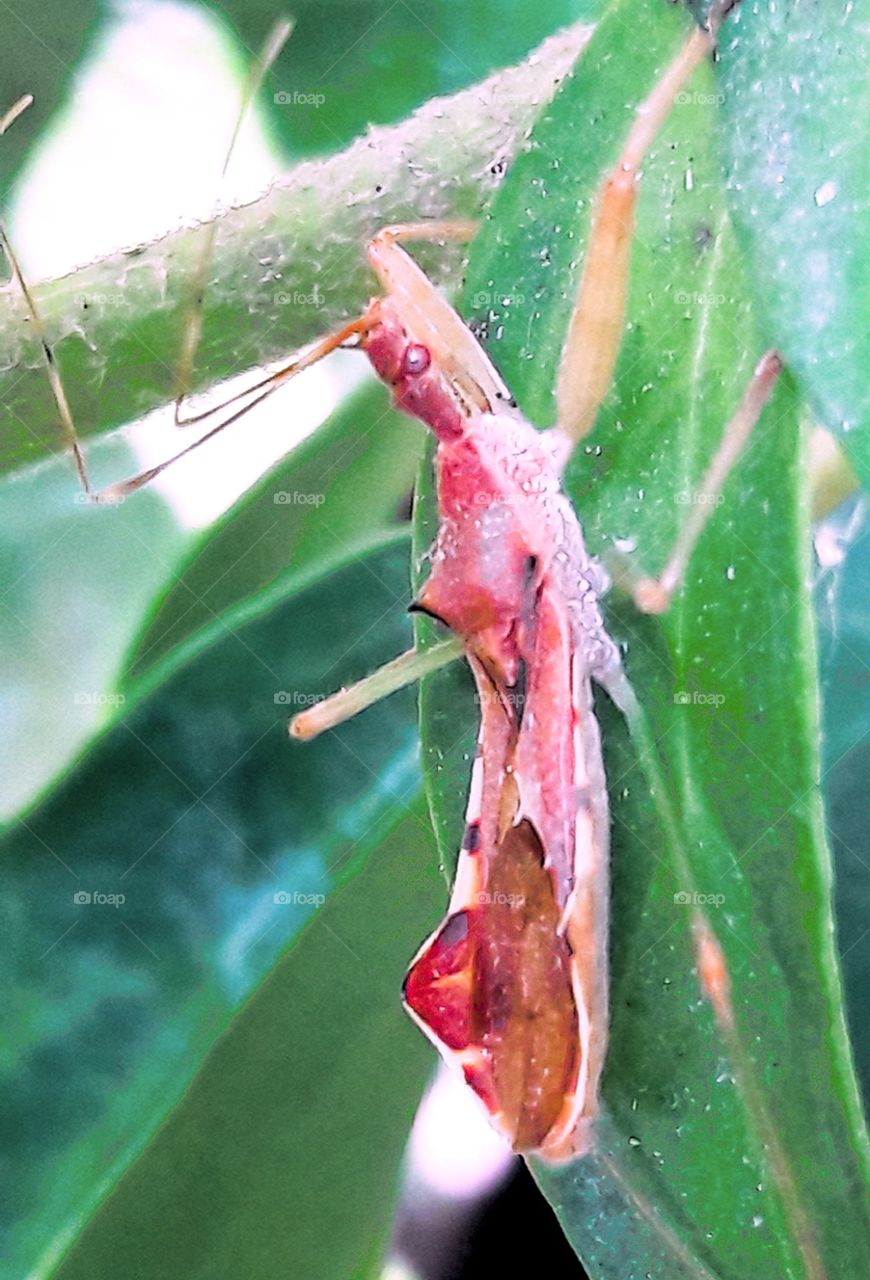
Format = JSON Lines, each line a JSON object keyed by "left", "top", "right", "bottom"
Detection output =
{"left": 814, "top": 180, "right": 838, "bottom": 207}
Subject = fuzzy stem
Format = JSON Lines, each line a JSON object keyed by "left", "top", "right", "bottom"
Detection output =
{"left": 0, "top": 23, "right": 592, "bottom": 480}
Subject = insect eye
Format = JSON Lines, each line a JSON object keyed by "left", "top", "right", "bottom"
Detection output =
{"left": 400, "top": 343, "right": 431, "bottom": 377}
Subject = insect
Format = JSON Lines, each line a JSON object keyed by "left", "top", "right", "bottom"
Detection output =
{"left": 284, "top": 18, "right": 782, "bottom": 1160}
{"left": 3, "top": 7, "right": 781, "bottom": 1162}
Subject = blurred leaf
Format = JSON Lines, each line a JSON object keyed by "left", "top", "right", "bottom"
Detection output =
{"left": 714, "top": 0, "right": 870, "bottom": 487}
{"left": 0, "top": 438, "right": 187, "bottom": 819}
{"left": 415, "top": 0, "right": 870, "bottom": 1275}
{"left": 125, "top": 378, "right": 422, "bottom": 682}
{"left": 51, "top": 802, "right": 441, "bottom": 1280}
{"left": 816, "top": 499, "right": 870, "bottom": 1106}
{"left": 1, "top": 534, "right": 421, "bottom": 1278}
{"left": 211, "top": 0, "right": 595, "bottom": 159}
{"left": 0, "top": 1, "right": 104, "bottom": 203}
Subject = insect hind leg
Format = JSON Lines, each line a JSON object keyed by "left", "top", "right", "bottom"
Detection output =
{"left": 0, "top": 94, "right": 93, "bottom": 496}
{"left": 611, "top": 350, "right": 784, "bottom": 616}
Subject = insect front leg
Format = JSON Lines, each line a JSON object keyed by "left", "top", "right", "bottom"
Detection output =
{"left": 612, "top": 349, "right": 784, "bottom": 615}
{"left": 288, "top": 638, "right": 464, "bottom": 740}
{"left": 554, "top": 23, "right": 715, "bottom": 444}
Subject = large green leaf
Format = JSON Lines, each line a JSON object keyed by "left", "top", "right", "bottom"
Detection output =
{"left": 0, "top": 534, "right": 420, "bottom": 1279}
{"left": 51, "top": 802, "right": 442, "bottom": 1280}
{"left": 415, "top": 0, "right": 869, "bottom": 1275}
{"left": 0, "top": 438, "right": 187, "bottom": 818}
{"left": 816, "top": 500, "right": 870, "bottom": 1106}
{"left": 713, "top": 0, "right": 870, "bottom": 488}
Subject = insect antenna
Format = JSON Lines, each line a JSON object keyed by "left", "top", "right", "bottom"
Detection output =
{"left": 93, "top": 317, "right": 370, "bottom": 501}
{"left": 0, "top": 95, "right": 93, "bottom": 495}
{"left": 173, "top": 17, "right": 293, "bottom": 419}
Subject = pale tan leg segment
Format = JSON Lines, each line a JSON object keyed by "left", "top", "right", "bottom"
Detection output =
{"left": 625, "top": 349, "right": 783, "bottom": 615}
{"left": 289, "top": 638, "right": 464, "bottom": 740}
{"left": 555, "top": 27, "right": 714, "bottom": 443}
{"left": 173, "top": 19, "right": 293, "bottom": 414}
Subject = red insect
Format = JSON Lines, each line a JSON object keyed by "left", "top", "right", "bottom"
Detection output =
{"left": 288, "top": 21, "right": 781, "bottom": 1158}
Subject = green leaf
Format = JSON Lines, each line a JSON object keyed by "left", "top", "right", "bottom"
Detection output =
{"left": 0, "top": 439, "right": 188, "bottom": 818}
{"left": 51, "top": 801, "right": 442, "bottom": 1280}
{"left": 714, "top": 0, "right": 870, "bottom": 487}
{"left": 124, "top": 379, "right": 423, "bottom": 682}
{"left": 1, "top": 534, "right": 421, "bottom": 1278}
{"left": 415, "top": 0, "right": 870, "bottom": 1275}
{"left": 816, "top": 500, "right": 870, "bottom": 1106}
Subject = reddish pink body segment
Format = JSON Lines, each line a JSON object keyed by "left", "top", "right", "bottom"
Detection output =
{"left": 360, "top": 287, "right": 617, "bottom": 1158}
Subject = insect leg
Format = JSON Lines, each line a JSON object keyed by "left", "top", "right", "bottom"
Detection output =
{"left": 288, "top": 637, "right": 463, "bottom": 740}
{"left": 173, "top": 19, "right": 293, "bottom": 417}
{"left": 87, "top": 315, "right": 373, "bottom": 501}
{"left": 554, "top": 24, "right": 714, "bottom": 443}
{"left": 614, "top": 349, "right": 783, "bottom": 614}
